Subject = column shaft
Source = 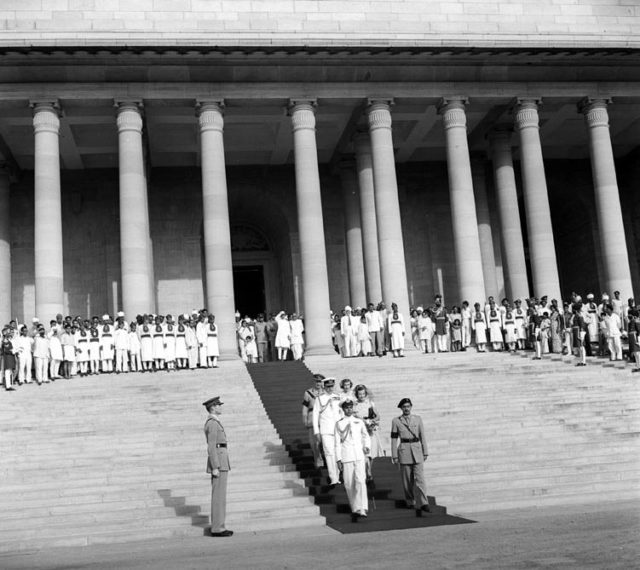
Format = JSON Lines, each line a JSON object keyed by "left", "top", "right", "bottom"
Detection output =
{"left": 32, "top": 102, "right": 64, "bottom": 319}
{"left": 290, "top": 101, "right": 333, "bottom": 354}
{"left": 116, "top": 102, "right": 154, "bottom": 317}
{"left": 367, "top": 102, "right": 410, "bottom": 319}
{"left": 471, "top": 156, "right": 499, "bottom": 299}
{"left": 354, "top": 133, "right": 383, "bottom": 304}
{"left": 439, "top": 100, "right": 486, "bottom": 305}
{"left": 489, "top": 128, "right": 530, "bottom": 301}
{"left": 581, "top": 99, "right": 634, "bottom": 297}
{"left": 339, "top": 160, "right": 366, "bottom": 306}
{"left": 515, "top": 100, "right": 562, "bottom": 301}
{"left": 198, "top": 102, "right": 237, "bottom": 357}
{"left": 0, "top": 167, "right": 11, "bottom": 324}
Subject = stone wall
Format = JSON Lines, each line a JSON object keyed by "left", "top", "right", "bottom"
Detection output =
{"left": 0, "top": 0, "right": 638, "bottom": 48}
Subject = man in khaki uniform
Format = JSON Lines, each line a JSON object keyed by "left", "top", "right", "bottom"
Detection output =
{"left": 390, "top": 397, "right": 430, "bottom": 514}
{"left": 203, "top": 396, "right": 232, "bottom": 537}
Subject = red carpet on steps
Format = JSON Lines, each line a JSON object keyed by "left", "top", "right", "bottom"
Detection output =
{"left": 245, "top": 361, "right": 474, "bottom": 534}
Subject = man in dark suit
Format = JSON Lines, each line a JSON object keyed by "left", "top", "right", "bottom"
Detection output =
{"left": 390, "top": 397, "right": 430, "bottom": 514}
{"left": 203, "top": 396, "right": 232, "bottom": 537}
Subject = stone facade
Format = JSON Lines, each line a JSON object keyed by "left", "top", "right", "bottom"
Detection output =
{"left": 0, "top": 1, "right": 639, "bottom": 48}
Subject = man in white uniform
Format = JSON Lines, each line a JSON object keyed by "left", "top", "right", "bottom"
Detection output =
{"left": 365, "top": 303, "right": 384, "bottom": 357}
{"left": 335, "top": 399, "right": 370, "bottom": 521}
{"left": 312, "top": 378, "right": 342, "bottom": 487}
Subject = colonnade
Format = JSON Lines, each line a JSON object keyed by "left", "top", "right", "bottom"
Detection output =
{"left": 0, "top": 96, "right": 634, "bottom": 356}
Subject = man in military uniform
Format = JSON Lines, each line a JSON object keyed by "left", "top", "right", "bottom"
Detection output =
{"left": 312, "top": 378, "right": 342, "bottom": 487}
{"left": 335, "top": 399, "right": 370, "bottom": 521}
{"left": 302, "top": 373, "right": 326, "bottom": 468}
{"left": 391, "top": 397, "right": 430, "bottom": 514}
{"left": 203, "top": 396, "right": 233, "bottom": 537}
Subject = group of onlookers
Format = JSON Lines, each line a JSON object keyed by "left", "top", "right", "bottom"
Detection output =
{"left": 332, "top": 291, "right": 640, "bottom": 370}
{"left": 234, "top": 310, "right": 305, "bottom": 363}
{"left": 1, "top": 309, "right": 221, "bottom": 391}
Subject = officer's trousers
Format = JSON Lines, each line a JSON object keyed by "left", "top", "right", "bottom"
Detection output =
{"left": 320, "top": 434, "right": 340, "bottom": 484}
{"left": 210, "top": 470, "right": 228, "bottom": 533}
{"left": 400, "top": 462, "right": 428, "bottom": 508}
{"left": 308, "top": 427, "right": 324, "bottom": 467}
{"left": 343, "top": 459, "right": 368, "bottom": 514}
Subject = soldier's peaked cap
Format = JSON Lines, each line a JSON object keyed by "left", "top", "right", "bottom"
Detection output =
{"left": 341, "top": 399, "right": 354, "bottom": 409}
{"left": 202, "top": 396, "right": 223, "bottom": 408}
{"left": 323, "top": 378, "right": 336, "bottom": 386}
{"left": 397, "top": 397, "right": 413, "bottom": 408}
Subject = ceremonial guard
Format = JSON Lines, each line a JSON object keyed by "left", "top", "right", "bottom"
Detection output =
{"left": 312, "top": 378, "right": 342, "bottom": 487}
{"left": 203, "top": 396, "right": 232, "bottom": 537}
{"left": 302, "top": 374, "right": 325, "bottom": 468}
{"left": 391, "top": 398, "right": 430, "bottom": 514}
{"left": 335, "top": 399, "right": 371, "bottom": 521}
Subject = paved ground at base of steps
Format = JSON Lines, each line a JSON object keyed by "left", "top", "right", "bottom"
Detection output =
{"left": 1, "top": 500, "right": 637, "bottom": 570}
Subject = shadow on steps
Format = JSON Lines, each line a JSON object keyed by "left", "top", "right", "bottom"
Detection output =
{"left": 245, "top": 361, "right": 474, "bottom": 534}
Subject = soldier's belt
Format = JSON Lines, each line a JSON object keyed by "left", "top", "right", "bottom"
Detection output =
{"left": 215, "top": 443, "right": 227, "bottom": 448}
{"left": 401, "top": 438, "right": 420, "bottom": 443}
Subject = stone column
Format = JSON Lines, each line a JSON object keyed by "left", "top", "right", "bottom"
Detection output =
{"left": 580, "top": 98, "right": 634, "bottom": 297}
{"left": 353, "top": 132, "right": 382, "bottom": 305}
{"left": 338, "top": 158, "right": 366, "bottom": 306}
{"left": 471, "top": 154, "right": 499, "bottom": 299}
{"left": 488, "top": 127, "right": 530, "bottom": 301}
{"left": 0, "top": 164, "right": 11, "bottom": 325}
{"left": 514, "top": 99, "right": 561, "bottom": 301}
{"left": 289, "top": 100, "right": 333, "bottom": 355}
{"left": 198, "top": 101, "right": 237, "bottom": 358}
{"left": 116, "top": 101, "right": 154, "bottom": 317}
{"left": 367, "top": 100, "right": 411, "bottom": 320}
{"left": 32, "top": 101, "right": 64, "bottom": 319}
{"left": 438, "top": 99, "right": 486, "bottom": 305}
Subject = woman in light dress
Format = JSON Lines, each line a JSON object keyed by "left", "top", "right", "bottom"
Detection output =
{"left": 472, "top": 302, "right": 487, "bottom": 352}
{"left": 352, "top": 384, "right": 383, "bottom": 482}
{"left": 206, "top": 315, "right": 220, "bottom": 368}
{"left": 88, "top": 326, "right": 101, "bottom": 375}
{"left": 339, "top": 378, "right": 354, "bottom": 403}
{"left": 357, "top": 314, "right": 372, "bottom": 356}
{"left": 275, "top": 311, "right": 291, "bottom": 361}
{"left": 75, "top": 324, "right": 90, "bottom": 377}
{"left": 164, "top": 316, "right": 177, "bottom": 371}
{"left": 139, "top": 317, "right": 154, "bottom": 372}
{"left": 152, "top": 317, "right": 165, "bottom": 371}
{"left": 387, "top": 305, "right": 405, "bottom": 357}
{"left": 175, "top": 317, "right": 189, "bottom": 369}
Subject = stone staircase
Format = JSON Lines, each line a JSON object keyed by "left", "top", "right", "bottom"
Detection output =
{"left": 305, "top": 350, "right": 640, "bottom": 514}
{"left": 0, "top": 362, "right": 324, "bottom": 553}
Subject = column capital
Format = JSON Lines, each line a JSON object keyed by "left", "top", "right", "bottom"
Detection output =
{"left": 289, "top": 100, "right": 316, "bottom": 132}
{"left": 578, "top": 97, "right": 612, "bottom": 128}
{"left": 115, "top": 100, "right": 144, "bottom": 133}
{"left": 366, "top": 101, "right": 393, "bottom": 131}
{"left": 437, "top": 98, "right": 468, "bottom": 130}
{"left": 513, "top": 98, "right": 542, "bottom": 131}
{"left": 197, "top": 100, "right": 225, "bottom": 133}
{"left": 31, "top": 100, "right": 61, "bottom": 134}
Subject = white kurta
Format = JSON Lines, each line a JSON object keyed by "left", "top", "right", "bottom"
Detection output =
{"left": 388, "top": 314, "right": 405, "bottom": 350}
{"left": 275, "top": 314, "right": 291, "bottom": 349}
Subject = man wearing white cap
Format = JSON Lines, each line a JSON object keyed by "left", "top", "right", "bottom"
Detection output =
{"left": 340, "top": 306, "right": 357, "bottom": 358}
{"left": 313, "top": 378, "right": 342, "bottom": 487}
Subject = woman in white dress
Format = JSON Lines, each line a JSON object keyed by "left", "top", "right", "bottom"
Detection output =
{"left": 88, "top": 326, "right": 101, "bottom": 375}
{"left": 100, "top": 319, "right": 115, "bottom": 373}
{"left": 487, "top": 306, "right": 503, "bottom": 351}
{"left": 339, "top": 378, "right": 354, "bottom": 402}
{"left": 502, "top": 308, "right": 518, "bottom": 352}
{"left": 289, "top": 314, "right": 305, "bottom": 361}
{"left": 60, "top": 324, "right": 76, "bottom": 379}
{"left": 164, "top": 317, "right": 177, "bottom": 371}
{"left": 175, "top": 317, "right": 189, "bottom": 369}
{"left": 139, "top": 317, "right": 154, "bottom": 372}
{"left": 472, "top": 302, "right": 487, "bottom": 352}
{"left": 206, "top": 315, "right": 220, "bottom": 368}
{"left": 357, "top": 314, "right": 372, "bottom": 356}
{"left": 75, "top": 325, "right": 90, "bottom": 377}
{"left": 152, "top": 317, "right": 165, "bottom": 371}
{"left": 352, "top": 384, "right": 383, "bottom": 481}
{"left": 388, "top": 308, "right": 405, "bottom": 357}
{"left": 275, "top": 311, "right": 291, "bottom": 361}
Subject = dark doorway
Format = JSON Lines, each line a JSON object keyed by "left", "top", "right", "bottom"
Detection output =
{"left": 233, "top": 265, "right": 266, "bottom": 318}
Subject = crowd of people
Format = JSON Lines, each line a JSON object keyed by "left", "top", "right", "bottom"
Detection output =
{"left": 1, "top": 309, "right": 222, "bottom": 391}
{"left": 302, "top": 373, "right": 430, "bottom": 521}
{"left": 331, "top": 291, "right": 640, "bottom": 370}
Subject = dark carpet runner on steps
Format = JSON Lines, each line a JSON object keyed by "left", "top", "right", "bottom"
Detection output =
{"left": 245, "top": 361, "right": 474, "bottom": 534}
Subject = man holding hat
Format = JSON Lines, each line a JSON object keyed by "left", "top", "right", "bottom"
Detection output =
{"left": 335, "top": 399, "right": 370, "bottom": 521}
{"left": 312, "top": 378, "right": 342, "bottom": 487}
{"left": 391, "top": 398, "right": 430, "bottom": 514}
{"left": 203, "top": 396, "right": 232, "bottom": 537}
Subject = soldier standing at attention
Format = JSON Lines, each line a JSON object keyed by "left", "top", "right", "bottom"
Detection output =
{"left": 203, "top": 396, "right": 233, "bottom": 537}
{"left": 391, "top": 398, "right": 431, "bottom": 515}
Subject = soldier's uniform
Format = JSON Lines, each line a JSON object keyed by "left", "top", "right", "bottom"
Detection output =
{"left": 203, "top": 396, "right": 232, "bottom": 536}
{"left": 312, "top": 378, "right": 342, "bottom": 485}
{"left": 391, "top": 398, "right": 430, "bottom": 511}
{"left": 302, "top": 380, "right": 324, "bottom": 468}
{"left": 335, "top": 401, "right": 370, "bottom": 518}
